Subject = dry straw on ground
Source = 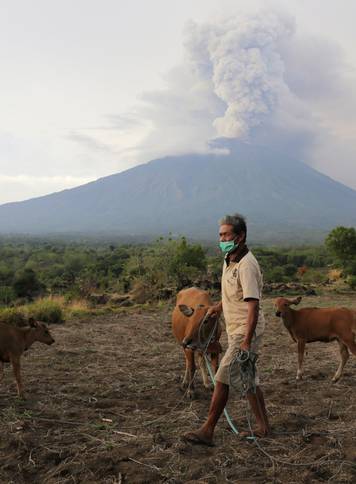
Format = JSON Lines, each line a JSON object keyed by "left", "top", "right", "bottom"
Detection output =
{"left": 0, "top": 293, "right": 356, "bottom": 482}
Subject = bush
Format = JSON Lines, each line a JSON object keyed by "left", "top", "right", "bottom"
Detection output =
{"left": 301, "top": 269, "right": 327, "bottom": 284}
{"left": 283, "top": 264, "right": 298, "bottom": 277}
{"left": 0, "top": 286, "right": 16, "bottom": 306}
{"left": 344, "top": 259, "right": 356, "bottom": 276}
{"left": 13, "top": 268, "right": 45, "bottom": 299}
{"left": 325, "top": 226, "right": 356, "bottom": 265}
{"left": 328, "top": 269, "right": 342, "bottom": 281}
{"left": 28, "top": 299, "right": 64, "bottom": 324}
{"left": 347, "top": 276, "right": 356, "bottom": 290}
{"left": 0, "top": 308, "right": 27, "bottom": 326}
{"left": 265, "top": 267, "right": 286, "bottom": 283}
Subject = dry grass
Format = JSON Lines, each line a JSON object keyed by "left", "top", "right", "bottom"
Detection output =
{"left": 0, "top": 292, "right": 356, "bottom": 482}
{"left": 328, "top": 269, "right": 343, "bottom": 282}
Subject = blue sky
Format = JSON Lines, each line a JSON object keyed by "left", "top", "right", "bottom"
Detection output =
{"left": 1, "top": 0, "right": 356, "bottom": 204}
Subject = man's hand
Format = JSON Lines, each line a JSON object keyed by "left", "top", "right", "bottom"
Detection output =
{"left": 240, "top": 340, "right": 250, "bottom": 352}
{"left": 206, "top": 302, "right": 222, "bottom": 318}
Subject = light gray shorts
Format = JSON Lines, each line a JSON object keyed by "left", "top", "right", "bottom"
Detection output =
{"left": 215, "top": 333, "right": 263, "bottom": 386}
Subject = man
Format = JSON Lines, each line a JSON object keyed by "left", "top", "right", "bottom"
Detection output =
{"left": 183, "top": 213, "right": 270, "bottom": 446}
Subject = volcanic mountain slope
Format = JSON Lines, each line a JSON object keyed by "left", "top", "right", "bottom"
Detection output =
{"left": 1, "top": 145, "right": 355, "bottom": 242}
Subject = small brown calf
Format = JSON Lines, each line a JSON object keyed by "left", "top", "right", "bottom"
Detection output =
{"left": 172, "top": 287, "right": 222, "bottom": 398}
{"left": 275, "top": 296, "right": 356, "bottom": 382}
{"left": 0, "top": 318, "right": 55, "bottom": 397}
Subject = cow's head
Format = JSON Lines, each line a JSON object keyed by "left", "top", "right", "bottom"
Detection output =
{"left": 29, "top": 318, "right": 55, "bottom": 345}
{"left": 275, "top": 296, "right": 302, "bottom": 317}
{"left": 179, "top": 304, "right": 217, "bottom": 350}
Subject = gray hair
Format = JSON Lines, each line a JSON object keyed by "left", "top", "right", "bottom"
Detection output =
{"left": 219, "top": 213, "right": 247, "bottom": 241}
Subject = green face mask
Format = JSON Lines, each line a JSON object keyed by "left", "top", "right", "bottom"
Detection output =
{"left": 219, "top": 240, "right": 239, "bottom": 254}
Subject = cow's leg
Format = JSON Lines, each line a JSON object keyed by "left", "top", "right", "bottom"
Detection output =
{"left": 340, "top": 331, "right": 356, "bottom": 357}
{"left": 332, "top": 341, "right": 349, "bottom": 382}
{"left": 197, "top": 353, "right": 211, "bottom": 389}
{"left": 10, "top": 355, "right": 24, "bottom": 398}
{"left": 181, "top": 348, "right": 189, "bottom": 389}
{"left": 184, "top": 349, "right": 196, "bottom": 398}
{"left": 296, "top": 340, "right": 305, "bottom": 380}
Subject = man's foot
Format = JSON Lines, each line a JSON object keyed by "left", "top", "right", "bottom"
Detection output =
{"left": 182, "top": 430, "right": 214, "bottom": 447}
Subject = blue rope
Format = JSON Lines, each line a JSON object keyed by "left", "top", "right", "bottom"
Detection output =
{"left": 203, "top": 354, "right": 240, "bottom": 435}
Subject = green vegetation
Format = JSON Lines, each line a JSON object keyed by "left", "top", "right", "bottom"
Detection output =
{"left": 0, "top": 237, "right": 207, "bottom": 308}
{"left": 0, "top": 299, "right": 64, "bottom": 326}
{"left": 27, "top": 299, "right": 64, "bottom": 324}
{"left": 0, "top": 226, "right": 354, "bottom": 317}
{"left": 0, "top": 308, "right": 27, "bottom": 326}
{"left": 254, "top": 246, "right": 332, "bottom": 283}
{"left": 325, "top": 226, "right": 356, "bottom": 289}
{"left": 325, "top": 226, "right": 356, "bottom": 265}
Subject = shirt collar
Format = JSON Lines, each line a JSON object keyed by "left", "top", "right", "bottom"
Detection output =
{"left": 225, "top": 244, "right": 249, "bottom": 266}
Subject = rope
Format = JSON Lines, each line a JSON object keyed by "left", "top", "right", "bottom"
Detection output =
{"left": 203, "top": 348, "right": 259, "bottom": 436}
{"left": 205, "top": 347, "right": 342, "bottom": 468}
{"left": 194, "top": 312, "right": 218, "bottom": 352}
{"left": 204, "top": 354, "right": 239, "bottom": 435}
{"left": 196, "top": 312, "right": 240, "bottom": 435}
{"left": 229, "top": 349, "right": 258, "bottom": 397}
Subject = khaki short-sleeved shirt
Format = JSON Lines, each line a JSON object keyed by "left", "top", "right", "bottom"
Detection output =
{"left": 221, "top": 251, "right": 265, "bottom": 338}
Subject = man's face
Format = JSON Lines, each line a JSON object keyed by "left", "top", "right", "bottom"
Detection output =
{"left": 219, "top": 224, "right": 240, "bottom": 242}
{"left": 219, "top": 224, "right": 235, "bottom": 242}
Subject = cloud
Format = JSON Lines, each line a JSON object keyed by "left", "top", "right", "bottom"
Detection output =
{"left": 106, "top": 9, "right": 355, "bottom": 188}
{"left": 184, "top": 12, "right": 295, "bottom": 138}
{"left": 66, "top": 132, "right": 115, "bottom": 154}
{"left": 106, "top": 112, "right": 146, "bottom": 131}
{"left": 0, "top": 175, "right": 95, "bottom": 205}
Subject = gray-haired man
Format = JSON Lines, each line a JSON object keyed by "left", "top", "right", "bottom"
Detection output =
{"left": 183, "top": 213, "right": 270, "bottom": 446}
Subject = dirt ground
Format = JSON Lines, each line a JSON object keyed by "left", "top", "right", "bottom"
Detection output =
{"left": 1, "top": 292, "right": 356, "bottom": 483}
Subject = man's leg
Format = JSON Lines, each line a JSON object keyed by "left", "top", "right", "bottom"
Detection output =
{"left": 183, "top": 336, "right": 237, "bottom": 445}
{"left": 246, "top": 386, "right": 270, "bottom": 436}
{"left": 183, "top": 381, "right": 229, "bottom": 445}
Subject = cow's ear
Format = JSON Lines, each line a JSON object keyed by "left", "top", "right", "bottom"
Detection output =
{"left": 179, "top": 305, "right": 194, "bottom": 317}
{"left": 290, "top": 296, "right": 302, "bottom": 306}
{"left": 28, "top": 317, "right": 37, "bottom": 328}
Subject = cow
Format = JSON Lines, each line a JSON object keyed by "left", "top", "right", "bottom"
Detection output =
{"left": 0, "top": 318, "right": 55, "bottom": 398}
{"left": 172, "top": 287, "right": 222, "bottom": 398}
{"left": 275, "top": 296, "right": 356, "bottom": 382}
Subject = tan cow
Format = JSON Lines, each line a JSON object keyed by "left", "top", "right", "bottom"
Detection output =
{"left": 0, "top": 318, "right": 55, "bottom": 397}
{"left": 172, "top": 287, "right": 222, "bottom": 398}
{"left": 275, "top": 296, "right": 356, "bottom": 382}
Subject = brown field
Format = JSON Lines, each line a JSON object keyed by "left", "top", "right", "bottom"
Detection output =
{"left": 1, "top": 292, "right": 356, "bottom": 483}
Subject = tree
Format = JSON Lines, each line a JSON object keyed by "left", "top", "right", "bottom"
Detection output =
{"left": 13, "top": 268, "right": 44, "bottom": 299}
{"left": 325, "top": 226, "right": 356, "bottom": 265}
{"left": 168, "top": 237, "right": 207, "bottom": 288}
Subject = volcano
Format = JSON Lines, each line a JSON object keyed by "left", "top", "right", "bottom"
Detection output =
{"left": 1, "top": 144, "right": 355, "bottom": 243}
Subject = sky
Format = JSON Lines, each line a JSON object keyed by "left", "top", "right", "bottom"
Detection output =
{"left": 1, "top": 0, "right": 356, "bottom": 204}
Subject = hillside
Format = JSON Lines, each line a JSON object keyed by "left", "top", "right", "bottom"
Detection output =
{"left": 1, "top": 144, "right": 356, "bottom": 242}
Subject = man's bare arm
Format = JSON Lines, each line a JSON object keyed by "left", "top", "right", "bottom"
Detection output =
{"left": 207, "top": 301, "right": 223, "bottom": 317}
{"left": 241, "top": 298, "right": 259, "bottom": 351}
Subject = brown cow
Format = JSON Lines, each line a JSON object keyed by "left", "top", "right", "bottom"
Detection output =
{"left": 0, "top": 318, "right": 55, "bottom": 397}
{"left": 275, "top": 296, "right": 356, "bottom": 382}
{"left": 172, "top": 287, "right": 222, "bottom": 398}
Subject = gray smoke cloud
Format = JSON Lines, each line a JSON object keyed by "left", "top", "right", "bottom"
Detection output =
{"left": 128, "top": 9, "right": 356, "bottom": 188}
{"left": 184, "top": 12, "right": 294, "bottom": 139}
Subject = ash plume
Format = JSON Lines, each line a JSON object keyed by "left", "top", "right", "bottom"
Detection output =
{"left": 126, "top": 9, "right": 356, "bottom": 189}
{"left": 184, "top": 12, "right": 295, "bottom": 139}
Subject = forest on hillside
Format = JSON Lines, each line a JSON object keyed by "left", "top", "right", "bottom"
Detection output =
{"left": 0, "top": 226, "right": 355, "bottom": 314}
